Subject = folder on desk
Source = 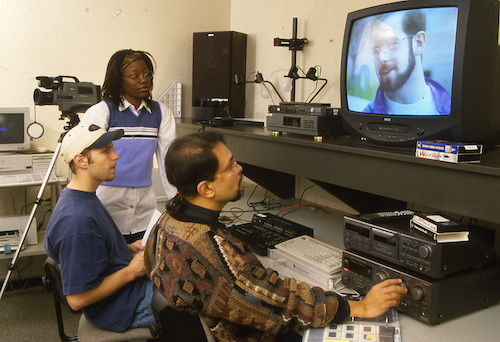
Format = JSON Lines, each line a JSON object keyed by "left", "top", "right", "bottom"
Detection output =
{"left": 302, "top": 308, "right": 401, "bottom": 342}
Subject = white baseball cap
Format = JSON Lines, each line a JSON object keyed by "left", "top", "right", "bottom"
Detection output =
{"left": 60, "top": 123, "right": 124, "bottom": 163}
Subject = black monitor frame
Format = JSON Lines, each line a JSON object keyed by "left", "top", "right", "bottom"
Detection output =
{"left": 340, "top": 0, "right": 500, "bottom": 148}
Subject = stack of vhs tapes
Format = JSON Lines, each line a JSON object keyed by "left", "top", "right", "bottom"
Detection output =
{"left": 415, "top": 140, "right": 483, "bottom": 163}
{"left": 410, "top": 212, "right": 469, "bottom": 243}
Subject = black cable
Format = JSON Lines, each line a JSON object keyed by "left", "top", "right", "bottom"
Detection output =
{"left": 245, "top": 183, "right": 260, "bottom": 208}
{"left": 264, "top": 80, "right": 285, "bottom": 102}
{"left": 307, "top": 78, "right": 328, "bottom": 103}
{"left": 38, "top": 208, "right": 53, "bottom": 231}
{"left": 19, "top": 198, "right": 51, "bottom": 216}
{"left": 305, "top": 79, "right": 320, "bottom": 103}
{"left": 246, "top": 185, "right": 282, "bottom": 212}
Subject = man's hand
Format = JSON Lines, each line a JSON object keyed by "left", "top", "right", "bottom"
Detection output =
{"left": 349, "top": 279, "right": 407, "bottom": 318}
{"left": 127, "top": 250, "right": 146, "bottom": 279}
{"left": 128, "top": 240, "right": 144, "bottom": 257}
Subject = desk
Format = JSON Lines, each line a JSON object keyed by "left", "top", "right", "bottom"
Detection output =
{"left": 177, "top": 118, "right": 500, "bottom": 225}
{"left": 225, "top": 180, "right": 500, "bottom": 342}
{"left": 0, "top": 230, "right": 47, "bottom": 282}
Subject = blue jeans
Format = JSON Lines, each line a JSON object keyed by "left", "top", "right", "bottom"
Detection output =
{"left": 129, "top": 279, "right": 156, "bottom": 329}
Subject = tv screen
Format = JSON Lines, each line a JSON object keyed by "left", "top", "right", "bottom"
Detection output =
{"left": 0, "top": 108, "right": 30, "bottom": 152}
{"left": 340, "top": 0, "right": 500, "bottom": 147}
{"left": 0, "top": 114, "right": 24, "bottom": 143}
{"left": 346, "top": 7, "right": 457, "bottom": 116}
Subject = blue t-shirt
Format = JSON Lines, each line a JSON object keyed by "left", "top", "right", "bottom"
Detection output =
{"left": 44, "top": 187, "right": 148, "bottom": 332}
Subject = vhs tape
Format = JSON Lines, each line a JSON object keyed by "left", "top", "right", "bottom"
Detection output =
{"left": 416, "top": 140, "right": 483, "bottom": 163}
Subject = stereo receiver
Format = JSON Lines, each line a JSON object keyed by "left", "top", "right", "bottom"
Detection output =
{"left": 344, "top": 214, "right": 495, "bottom": 278}
{"left": 342, "top": 250, "right": 499, "bottom": 324}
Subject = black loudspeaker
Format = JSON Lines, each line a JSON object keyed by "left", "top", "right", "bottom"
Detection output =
{"left": 192, "top": 31, "right": 247, "bottom": 119}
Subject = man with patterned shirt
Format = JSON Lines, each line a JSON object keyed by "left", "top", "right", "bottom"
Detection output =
{"left": 144, "top": 131, "right": 406, "bottom": 341}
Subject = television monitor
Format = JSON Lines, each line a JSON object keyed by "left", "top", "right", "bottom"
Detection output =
{"left": 0, "top": 107, "right": 30, "bottom": 152}
{"left": 340, "top": 0, "right": 500, "bottom": 148}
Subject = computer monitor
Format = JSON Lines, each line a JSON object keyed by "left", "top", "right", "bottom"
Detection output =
{"left": 0, "top": 107, "right": 30, "bottom": 152}
{"left": 340, "top": 0, "right": 500, "bottom": 148}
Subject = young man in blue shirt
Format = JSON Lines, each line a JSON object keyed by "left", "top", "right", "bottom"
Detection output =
{"left": 44, "top": 122, "right": 155, "bottom": 332}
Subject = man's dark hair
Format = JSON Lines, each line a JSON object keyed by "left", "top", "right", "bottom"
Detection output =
{"left": 165, "top": 131, "right": 226, "bottom": 214}
{"left": 101, "top": 49, "right": 155, "bottom": 108}
{"left": 402, "top": 10, "right": 426, "bottom": 36}
{"left": 375, "top": 10, "right": 426, "bottom": 36}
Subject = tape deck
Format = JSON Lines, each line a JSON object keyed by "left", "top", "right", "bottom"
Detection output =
{"left": 344, "top": 214, "right": 495, "bottom": 278}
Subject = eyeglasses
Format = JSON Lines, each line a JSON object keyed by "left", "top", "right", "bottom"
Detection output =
{"left": 214, "top": 158, "right": 239, "bottom": 176}
{"left": 370, "top": 34, "right": 414, "bottom": 64}
{"left": 123, "top": 71, "right": 153, "bottom": 81}
{"left": 218, "top": 158, "right": 239, "bottom": 174}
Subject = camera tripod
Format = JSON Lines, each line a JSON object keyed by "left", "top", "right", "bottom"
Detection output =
{"left": 0, "top": 112, "right": 79, "bottom": 301}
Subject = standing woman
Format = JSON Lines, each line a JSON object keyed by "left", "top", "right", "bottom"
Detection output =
{"left": 81, "top": 49, "right": 176, "bottom": 243}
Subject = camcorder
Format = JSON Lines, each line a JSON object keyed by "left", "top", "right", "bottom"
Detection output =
{"left": 34, "top": 75, "right": 101, "bottom": 114}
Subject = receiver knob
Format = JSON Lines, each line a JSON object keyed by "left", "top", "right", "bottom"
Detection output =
{"left": 374, "top": 270, "right": 389, "bottom": 283}
{"left": 418, "top": 245, "right": 432, "bottom": 259}
{"left": 410, "top": 286, "right": 425, "bottom": 301}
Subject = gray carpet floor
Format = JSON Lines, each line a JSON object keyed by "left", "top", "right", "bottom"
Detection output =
{"left": 0, "top": 284, "right": 79, "bottom": 341}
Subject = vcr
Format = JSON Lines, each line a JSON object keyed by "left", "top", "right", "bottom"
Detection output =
{"left": 342, "top": 250, "right": 499, "bottom": 325}
{"left": 344, "top": 214, "right": 495, "bottom": 279}
{"left": 269, "top": 102, "right": 338, "bottom": 116}
{"left": 266, "top": 112, "right": 344, "bottom": 137}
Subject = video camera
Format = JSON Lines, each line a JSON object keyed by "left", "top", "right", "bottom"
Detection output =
{"left": 34, "top": 75, "right": 101, "bottom": 114}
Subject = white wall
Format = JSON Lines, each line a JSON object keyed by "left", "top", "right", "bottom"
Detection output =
{"left": 0, "top": 0, "right": 231, "bottom": 154}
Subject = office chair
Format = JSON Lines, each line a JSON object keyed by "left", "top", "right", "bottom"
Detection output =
{"left": 44, "top": 257, "right": 79, "bottom": 342}
{"left": 44, "top": 257, "right": 156, "bottom": 342}
{"left": 151, "top": 288, "right": 216, "bottom": 342}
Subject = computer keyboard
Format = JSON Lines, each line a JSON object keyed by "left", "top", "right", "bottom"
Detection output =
{"left": 274, "top": 235, "right": 343, "bottom": 274}
{"left": 0, "top": 172, "right": 58, "bottom": 186}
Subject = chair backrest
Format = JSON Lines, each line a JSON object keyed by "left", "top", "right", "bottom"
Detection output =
{"left": 44, "top": 258, "right": 71, "bottom": 309}
{"left": 151, "top": 288, "right": 213, "bottom": 342}
{"left": 44, "top": 256, "right": 79, "bottom": 342}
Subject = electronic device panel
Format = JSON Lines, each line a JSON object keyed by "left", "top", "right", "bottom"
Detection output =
{"left": 266, "top": 112, "right": 344, "bottom": 137}
{"left": 343, "top": 214, "right": 495, "bottom": 279}
{"left": 228, "top": 213, "right": 314, "bottom": 256}
{"left": 266, "top": 102, "right": 344, "bottom": 137}
{"left": 342, "top": 250, "right": 499, "bottom": 325}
